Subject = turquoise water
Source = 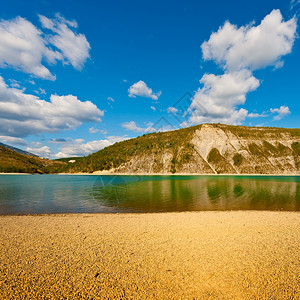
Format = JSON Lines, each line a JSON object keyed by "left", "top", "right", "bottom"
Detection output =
{"left": 0, "top": 175, "right": 299, "bottom": 214}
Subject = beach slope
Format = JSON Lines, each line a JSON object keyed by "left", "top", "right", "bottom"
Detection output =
{"left": 0, "top": 211, "right": 299, "bottom": 299}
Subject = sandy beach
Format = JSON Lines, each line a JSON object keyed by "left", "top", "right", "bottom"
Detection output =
{"left": 0, "top": 211, "right": 299, "bottom": 299}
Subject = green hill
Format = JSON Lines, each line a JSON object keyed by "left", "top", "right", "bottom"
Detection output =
{"left": 0, "top": 144, "right": 66, "bottom": 174}
{"left": 0, "top": 142, "right": 38, "bottom": 157}
{"left": 66, "top": 124, "right": 300, "bottom": 174}
{"left": 2, "top": 124, "right": 299, "bottom": 174}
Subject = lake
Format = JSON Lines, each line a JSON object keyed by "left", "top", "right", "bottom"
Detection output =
{"left": 0, "top": 174, "right": 299, "bottom": 214}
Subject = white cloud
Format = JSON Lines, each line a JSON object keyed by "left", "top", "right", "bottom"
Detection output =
{"left": 167, "top": 107, "right": 178, "bottom": 114}
{"left": 128, "top": 80, "right": 161, "bottom": 100}
{"left": 30, "top": 141, "right": 43, "bottom": 147}
{"left": 8, "top": 79, "right": 21, "bottom": 88}
{"left": 107, "top": 96, "right": 115, "bottom": 102}
{"left": 201, "top": 9, "right": 297, "bottom": 72}
{"left": 150, "top": 106, "right": 156, "bottom": 111}
{"left": 122, "top": 121, "right": 144, "bottom": 132}
{"left": 34, "top": 87, "right": 46, "bottom": 95}
{"left": 0, "top": 76, "right": 104, "bottom": 137}
{"left": 145, "top": 121, "right": 154, "bottom": 127}
{"left": 39, "top": 14, "right": 90, "bottom": 70}
{"left": 189, "top": 10, "right": 296, "bottom": 125}
{"left": 122, "top": 121, "right": 155, "bottom": 133}
{"left": 189, "top": 70, "right": 259, "bottom": 125}
{"left": 0, "top": 16, "right": 58, "bottom": 80}
{"left": 248, "top": 112, "right": 268, "bottom": 118}
{"left": 246, "top": 105, "right": 291, "bottom": 122}
{"left": 270, "top": 105, "right": 291, "bottom": 120}
{"left": 0, "top": 136, "right": 27, "bottom": 146}
{"left": 89, "top": 127, "right": 100, "bottom": 134}
{"left": 26, "top": 145, "right": 51, "bottom": 157}
{"left": 248, "top": 113, "right": 261, "bottom": 118}
{"left": 123, "top": 119, "right": 177, "bottom": 134}
{"left": 0, "top": 14, "right": 90, "bottom": 80}
{"left": 54, "top": 136, "right": 128, "bottom": 158}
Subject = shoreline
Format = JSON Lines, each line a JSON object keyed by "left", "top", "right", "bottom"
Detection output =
{"left": 1, "top": 172, "right": 299, "bottom": 176}
{"left": 0, "top": 210, "right": 299, "bottom": 216}
{"left": 0, "top": 172, "right": 31, "bottom": 175}
{"left": 0, "top": 211, "right": 299, "bottom": 299}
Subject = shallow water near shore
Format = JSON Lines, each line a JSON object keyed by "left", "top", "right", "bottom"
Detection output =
{"left": 0, "top": 174, "right": 299, "bottom": 214}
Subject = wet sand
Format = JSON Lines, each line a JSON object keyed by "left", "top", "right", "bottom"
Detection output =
{"left": 0, "top": 211, "right": 299, "bottom": 299}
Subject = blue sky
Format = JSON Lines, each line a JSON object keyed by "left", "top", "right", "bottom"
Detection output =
{"left": 0, "top": 0, "right": 299, "bottom": 157}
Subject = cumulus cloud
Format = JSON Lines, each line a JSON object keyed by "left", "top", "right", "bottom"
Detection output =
{"left": 167, "top": 107, "right": 178, "bottom": 114}
{"left": 0, "top": 16, "right": 58, "bottom": 80}
{"left": 34, "top": 88, "right": 46, "bottom": 95}
{"left": 8, "top": 79, "right": 21, "bottom": 88}
{"left": 270, "top": 105, "right": 291, "bottom": 120}
{"left": 201, "top": 9, "right": 297, "bottom": 72}
{"left": 122, "top": 121, "right": 144, "bottom": 132}
{"left": 39, "top": 14, "right": 90, "bottom": 70}
{"left": 54, "top": 136, "right": 128, "bottom": 158}
{"left": 128, "top": 80, "right": 161, "bottom": 100}
{"left": 0, "top": 136, "right": 27, "bottom": 146}
{"left": 189, "top": 10, "right": 296, "bottom": 125}
{"left": 0, "top": 14, "right": 90, "bottom": 80}
{"left": 122, "top": 121, "right": 155, "bottom": 133}
{"left": 89, "top": 127, "right": 100, "bottom": 134}
{"left": 189, "top": 70, "right": 259, "bottom": 124}
{"left": 248, "top": 112, "right": 269, "bottom": 118}
{"left": 0, "top": 76, "right": 104, "bottom": 137}
{"left": 26, "top": 145, "right": 52, "bottom": 157}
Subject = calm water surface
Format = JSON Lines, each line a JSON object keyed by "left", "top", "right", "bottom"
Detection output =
{"left": 0, "top": 175, "right": 299, "bottom": 214}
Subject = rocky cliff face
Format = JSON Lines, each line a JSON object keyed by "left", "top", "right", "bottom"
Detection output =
{"left": 69, "top": 124, "right": 300, "bottom": 174}
{"left": 190, "top": 124, "right": 299, "bottom": 174}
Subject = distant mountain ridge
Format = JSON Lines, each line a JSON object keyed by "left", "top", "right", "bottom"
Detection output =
{"left": 67, "top": 123, "right": 300, "bottom": 175}
{"left": 0, "top": 142, "right": 38, "bottom": 157}
{"left": 0, "top": 143, "right": 66, "bottom": 174}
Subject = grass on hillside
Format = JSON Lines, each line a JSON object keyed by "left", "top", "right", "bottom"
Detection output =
{"left": 67, "top": 125, "right": 201, "bottom": 173}
{"left": 0, "top": 146, "right": 67, "bottom": 174}
{"left": 66, "top": 123, "right": 300, "bottom": 173}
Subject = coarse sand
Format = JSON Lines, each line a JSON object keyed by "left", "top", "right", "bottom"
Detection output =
{"left": 0, "top": 211, "right": 299, "bottom": 299}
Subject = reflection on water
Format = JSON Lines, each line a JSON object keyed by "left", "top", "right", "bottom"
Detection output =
{"left": 0, "top": 175, "right": 299, "bottom": 214}
{"left": 233, "top": 184, "right": 244, "bottom": 197}
{"left": 92, "top": 175, "right": 300, "bottom": 212}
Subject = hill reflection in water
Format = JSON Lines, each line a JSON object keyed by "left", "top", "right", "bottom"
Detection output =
{"left": 92, "top": 175, "right": 300, "bottom": 212}
{"left": 0, "top": 175, "right": 299, "bottom": 214}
